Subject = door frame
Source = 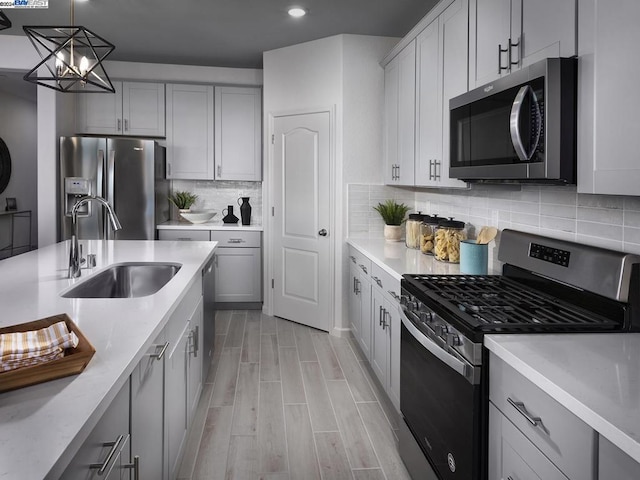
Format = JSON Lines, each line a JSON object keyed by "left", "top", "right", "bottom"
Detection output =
{"left": 264, "top": 106, "right": 336, "bottom": 329}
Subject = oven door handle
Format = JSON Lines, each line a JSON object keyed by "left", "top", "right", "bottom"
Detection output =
{"left": 401, "top": 312, "right": 475, "bottom": 383}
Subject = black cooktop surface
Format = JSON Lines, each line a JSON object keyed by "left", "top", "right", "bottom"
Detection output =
{"left": 402, "top": 274, "right": 623, "bottom": 334}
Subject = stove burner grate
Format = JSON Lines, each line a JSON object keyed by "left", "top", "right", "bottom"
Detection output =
{"left": 408, "top": 275, "right": 620, "bottom": 332}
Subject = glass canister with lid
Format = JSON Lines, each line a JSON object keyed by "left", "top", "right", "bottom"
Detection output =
{"left": 419, "top": 215, "right": 440, "bottom": 255}
{"left": 405, "top": 213, "right": 424, "bottom": 249}
{"left": 434, "top": 217, "right": 467, "bottom": 263}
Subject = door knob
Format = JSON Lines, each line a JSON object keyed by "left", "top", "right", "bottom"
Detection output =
{"left": 319, "top": 229, "right": 328, "bottom": 236}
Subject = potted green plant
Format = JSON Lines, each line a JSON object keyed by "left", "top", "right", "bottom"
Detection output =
{"left": 169, "top": 191, "right": 198, "bottom": 213}
{"left": 373, "top": 199, "right": 410, "bottom": 242}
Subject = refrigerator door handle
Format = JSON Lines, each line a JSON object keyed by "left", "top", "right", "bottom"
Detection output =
{"left": 97, "top": 149, "right": 105, "bottom": 238}
{"left": 107, "top": 149, "right": 116, "bottom": 240}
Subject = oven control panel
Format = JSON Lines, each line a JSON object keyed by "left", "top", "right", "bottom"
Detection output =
{"left": 529, "top": 242, "right": 571, "bottom": 267}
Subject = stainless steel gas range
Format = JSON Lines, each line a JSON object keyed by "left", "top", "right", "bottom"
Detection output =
{"left": 398, "top": 229, "right": 640, "bottom": 480}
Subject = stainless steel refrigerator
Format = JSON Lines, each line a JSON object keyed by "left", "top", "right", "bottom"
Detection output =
{"left": 59, "top": 136, "right": 169, "bottom": 241}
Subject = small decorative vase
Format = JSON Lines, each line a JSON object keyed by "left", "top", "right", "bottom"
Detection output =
{"left": 384, "top": 224, "right": 403, "bottom": 242}
{"left": 238, "top": 196, "right": 252, "bottom": 226}
{"left": 178, "top": 208, "right": 191, "bottom": 221}
{"left": 222, "top": 205, "right": 239, "bottom": 224}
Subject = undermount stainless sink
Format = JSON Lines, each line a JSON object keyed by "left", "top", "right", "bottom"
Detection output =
{"left": 62, "top": 262, "right": 182, "bottom": 298}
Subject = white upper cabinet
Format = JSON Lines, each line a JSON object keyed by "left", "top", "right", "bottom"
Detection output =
{"left": 165, "top": 84, "right": 215, "bottom": 180}
{"left": 215, "top": 86, "right": 262, "bottom": 181}
{"left": 415, "top": 0, "right": 469, "bottom": 188}
{"left": 578, "top": 0, "right": 640, "bottom": 196}
{"left": 469, "top": 0, "right": 577, "bottom": 88}
{"left": 76, "top": 81, "right": 165, "bottom": 137}
{"left": 384, "top": 40, "right": 416, "bottom": 186}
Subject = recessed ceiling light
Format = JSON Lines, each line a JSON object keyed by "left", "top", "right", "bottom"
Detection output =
{"left": 288, "top": 7, "right": 307, "bottom": 18}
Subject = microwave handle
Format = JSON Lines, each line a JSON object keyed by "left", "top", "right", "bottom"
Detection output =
{"left": 510, "top": 85, "right": 542, "bottom": 161}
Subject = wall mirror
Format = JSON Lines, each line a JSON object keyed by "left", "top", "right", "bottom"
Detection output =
{"left": 0, "top": 137, "right": 11, "bottom": 195}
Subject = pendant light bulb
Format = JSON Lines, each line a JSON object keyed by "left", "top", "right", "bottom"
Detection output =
{"left": 79, "top": 56, "right": 89, "bottom": 76}
{"left": 55, "top": 51, "right": 65, "bottom": 76}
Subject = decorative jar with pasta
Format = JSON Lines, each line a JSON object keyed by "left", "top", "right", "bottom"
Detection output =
{"left": 434, "top": 218, "right": 466, "bottom": 263}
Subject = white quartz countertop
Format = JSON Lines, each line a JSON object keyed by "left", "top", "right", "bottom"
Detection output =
{"left": 485, "top": 333, "right": 640, "bottom": 463}
{"left": 346, "top": 237, "right": 500, "bottom": 280}
{"left": 158, "top": 220, "right": 263, "bottom": 231}
{"left": 0, "top": 239, "right": 216, "bottom": 480}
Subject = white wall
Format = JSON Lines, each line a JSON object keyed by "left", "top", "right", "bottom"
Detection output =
{"left": 263, "top": 34, "right": 397, "bottom": 334}
{"left": 0, "top": 35, "right": 62, "bottom": 247}
{"left": 0, "top": 90, "right": 38, "bottom": 253}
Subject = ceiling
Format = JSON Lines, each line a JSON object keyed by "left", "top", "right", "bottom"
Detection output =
{"left": 0, "top": 0, "right": 438, "bottom": 69}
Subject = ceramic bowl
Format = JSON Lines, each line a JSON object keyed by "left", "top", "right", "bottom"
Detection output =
{"left": 180, "top": 211, "right": 217, "bottom": 224}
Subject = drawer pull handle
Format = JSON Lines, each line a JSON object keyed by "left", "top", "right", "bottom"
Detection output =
{"left": 359, "top": 264, "right": 368, "bottom": 274}
{"left": 228, "top": 238, "right": 245, "bottom": 243}
{"left": 151, "top": 342, "right": 169, "bottom": 360}
{"left": 388, "top": 290, "right": 399, "bottom": 301}
{"left": 507, "top": 397, "right": 542, "bottom": 427}
{"left": 371, "top": 276, "right": 382, "bottom": 287}
{"left": 90, "top": 434, "right": 128, "bottom": 475}
{"left": 350, "top": 255, "right": 356, "bottom": 264}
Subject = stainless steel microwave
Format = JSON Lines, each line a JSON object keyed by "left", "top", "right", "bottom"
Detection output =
{"left": 449, "top": 57, "right": 577, "bottom": 184}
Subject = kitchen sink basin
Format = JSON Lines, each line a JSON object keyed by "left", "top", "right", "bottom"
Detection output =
{"left": 62, "top": 262, "right": 182, "bottom": 298}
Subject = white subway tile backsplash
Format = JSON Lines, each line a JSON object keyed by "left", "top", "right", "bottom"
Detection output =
{"left": 347, "top": 183, "right": 640, "bottom": 254}
{"left": 577, "top": 221, "right": 622, "bottom": 241}
{"left": 539, "top": 203, "right": 576, "bottom": 219}
{"left": 625, "top": 210, "right": 640, "bottom": 228}
{"left": 577, "top": 206, "right": 623, "bottom": 225}
{"left": 577, "top": 193, "right": 624, "bottom": 209}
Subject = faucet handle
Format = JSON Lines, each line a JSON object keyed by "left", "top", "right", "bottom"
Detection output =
{"left": 87, "top": 254, "right": 96, "bottom": 268}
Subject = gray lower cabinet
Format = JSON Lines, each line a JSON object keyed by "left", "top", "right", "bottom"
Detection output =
{"left": 347, "top": 246, "right": 400, "bottom": 412}
{"left": 165, "top": 282, "right": 203, "bottom": 480}
{"left": 210, "top": 231, "right": 261, "bottom": 304}
{"left": 599, "top": 435, "right": 640, "bottom": 480}
{"left": 158, "top": 229, "right": 262, "bottom": 305}
{"left": 488, "top": 352, "right": 596, "bottom": 480}
{"left": 130, "top": 330, "right": 167, "bottom": 480}
{"left": 61, "top": 380, "right": 131, "bottom": 479}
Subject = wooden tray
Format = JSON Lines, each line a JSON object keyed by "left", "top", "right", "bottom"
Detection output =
{"left": 0, "top": 313, "right": 96, "bottom": 393}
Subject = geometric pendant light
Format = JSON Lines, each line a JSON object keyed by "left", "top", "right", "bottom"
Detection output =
{"left": 0, "top": 10, "right": 11, "bottom": 31}
{"left": 22, "top": 0, "right": 115, "bottom": 93}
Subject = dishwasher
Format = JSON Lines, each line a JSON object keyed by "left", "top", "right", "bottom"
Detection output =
{"left": 201, "top": 254, "right": 216, "bottom": 382}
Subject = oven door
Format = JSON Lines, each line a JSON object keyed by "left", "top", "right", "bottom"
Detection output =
{"left": 400, "top": 310, "right": 483, "bottom": 480}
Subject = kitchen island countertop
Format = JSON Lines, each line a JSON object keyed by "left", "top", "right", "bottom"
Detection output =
{"left": 485, "top": 333, "right": 640, "bottom": 464}
{"left": 0, "top": 239, "right": 216, "bottom": 480}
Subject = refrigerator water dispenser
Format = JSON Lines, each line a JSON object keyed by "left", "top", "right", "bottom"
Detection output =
{"left": 64, "top": 177, "right": 91, "bottom": 217}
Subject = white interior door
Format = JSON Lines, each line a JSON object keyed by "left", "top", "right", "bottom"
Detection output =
{"left": 272, "top": 111, "right": 331, "bottom": 331}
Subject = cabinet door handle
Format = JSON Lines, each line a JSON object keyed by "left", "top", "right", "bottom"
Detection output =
{"left": 193, "top": 325, "right": 199, "bottom": 357}
{"left": 509, "top": 37, "right": 520, "bottom": 68}
{"left": 150, "top": 342, "right": 169, "bottom": 360}
{"left": 498, "top": 43, "right": 509, "bottom": 73}
{"left": 124, "top": 118, "right": 129, "bottom": 132}
{"left": 379, "top": 306, "right": 385, "bottom": 326}
{"left": 124, "top": 455, "right": 140, "bottom": 480}
{"left": 90, "top": 434, "right": 128, "bottom": 475}
{"left": 117, "top": 119, "right": 122, "bottom": 132}
{"left": 355, "top": 278, "right": 360, "bottom": 294}
{"left": 167, "top": 163, "right": 172, "bottom": 177}
{"left": 383, "top": 309, "right": 390, "bottom": 330}
{"left": 507, "top": 397, "right": 542, "bottom": 426}
{"left": 217, "top": 165, "right": 222, "bottom": 177}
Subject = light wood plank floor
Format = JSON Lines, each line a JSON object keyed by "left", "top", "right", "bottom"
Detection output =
{"left": 178, "top": 310, "right": 411, "bottom": 480}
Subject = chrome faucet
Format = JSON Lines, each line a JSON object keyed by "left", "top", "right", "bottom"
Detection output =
{"left": 69, "top": 195, "right": 122, "bottom": 278}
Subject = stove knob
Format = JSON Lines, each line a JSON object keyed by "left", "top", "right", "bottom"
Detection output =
{"left": 400, "top": 295, "right": 411, "bottom": 307}
{"left": 419, "top": 311, "right": 434, "bottom": 323}
{"left": 446, "top": 332, "right": 462, "bottom": 347}
{"left": 436, "top": 324, "right": 449, "bottom": 337}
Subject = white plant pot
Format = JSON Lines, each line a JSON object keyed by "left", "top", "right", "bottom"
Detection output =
{"left": 384, "top": 224, "right": 403, "bottom": 242}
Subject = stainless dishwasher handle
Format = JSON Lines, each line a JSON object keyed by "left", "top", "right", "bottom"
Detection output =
{"left": 507, "top": 397, "right": 542, "bottom": 426}
{"left": 400, "top": 312, "right": 476, "bottom": 384}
